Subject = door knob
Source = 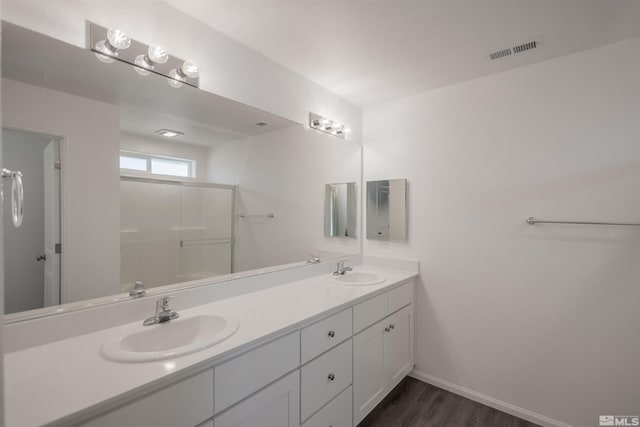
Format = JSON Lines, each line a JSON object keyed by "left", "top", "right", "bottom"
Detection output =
{"left": 327, "top": 330, "right": 335, "bottom": 338}
{"left": 327, "top": 373, "right": 335, "bottom": 381}
{"left": 36, "top": 254, "right": 46, "bottom": 261}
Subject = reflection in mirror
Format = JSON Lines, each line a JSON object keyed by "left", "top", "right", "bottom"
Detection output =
{"left": 324, "top": 183, "right": 357, "bottom": 238}
{"left": 366, "top": 179, "right": 408, "bottom": 241}
{"left": 2, "top": 129, "right": 62, "bottom": 313}
{"left": 1, "top": 22, "right": 361, "bottom": 318}
{"left": 120, "top": 178, "right": 234, "bottom": 291}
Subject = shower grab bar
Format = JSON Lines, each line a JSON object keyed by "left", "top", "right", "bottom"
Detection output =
{"left": 2, "top": 168, "right": 24, "bottom": 228}
{"left": 180, "top": 238, "right": 234, "bottom": 247}
{"left": 526, "top": 217, "right": 640, "bottom": 227}
{"left": 238, "top": 213, "right": 275, "bottom": 218}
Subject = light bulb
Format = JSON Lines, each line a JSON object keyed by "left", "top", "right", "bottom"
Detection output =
{"left": 134, "top": 54, "right": 152, "bottom": 76}
{"left": 167, "top": 69, "right": 184, "bottom": 88}
{"left": 180, "top": 60, "right": 199, "bottom": 78}
{"left": 106, "top": 28, "right": 131, "bottom": 50}
{"left": 94, "top": 40, "right": 115, "bottom": 63}
{"left": 148, "top": 45, "right": 169, "bottom": 64}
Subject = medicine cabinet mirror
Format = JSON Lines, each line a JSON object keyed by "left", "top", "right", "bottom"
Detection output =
{"left": 324, "top": 182, "right": 357, "bottom": 238}
{"left": 366, "top": 179, "right": 408, "bottom": 241}
{"left": 1, "top": 21, "right": 361, "bottom": 319}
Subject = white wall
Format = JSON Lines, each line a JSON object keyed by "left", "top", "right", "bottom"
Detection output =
{"left": 2, "top": 79, "right": 121, "bottom": 303}
{"left": 120, "top": 132, "right": 210, "bottom": 181}
{"left": 208, "top": 125, "right": 361, "bottom": 272}
{"left": 364, "top": 38, "right": 640, "bottom": 427}
{"left": 0, "top": 47, "right": 5, "bottom": 425}
{"left": 2, "top": 129, "right": 53, "bottom": 313}
{"left": 0, "top": 0, "right": 362, "bottom": 139}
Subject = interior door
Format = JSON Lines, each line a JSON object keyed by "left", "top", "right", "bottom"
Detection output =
{"left": 43, "top": 140, "right": 60, "bottom": 306}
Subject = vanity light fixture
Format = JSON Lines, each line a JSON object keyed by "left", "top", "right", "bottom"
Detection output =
{"left": 93, "top": 28, "right": 131, "bottom": 63}
{"left": 88, "top": 22, "right": 200, "bottom": 88}
{"left": 308, "top": 112, "right": 351, "bottom": 139}
{"left": 155, "top": 128, "right": 184, "bottom": 138}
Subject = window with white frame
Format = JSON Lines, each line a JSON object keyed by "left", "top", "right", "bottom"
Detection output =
{"left": 119, "top": 151, "right": 196, "bottom": 178}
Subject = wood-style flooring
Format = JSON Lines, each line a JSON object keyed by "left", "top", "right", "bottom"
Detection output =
{"left": 358, "top": 377, "right": 541, "bottom": 427}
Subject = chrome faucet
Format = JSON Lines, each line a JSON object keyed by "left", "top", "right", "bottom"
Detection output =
{"left": 129, "top": 281, "right": 146, "bottom": 297}
{"left": 333, "top": 260, "right": 353, "bottom": 276}
{"left": 143, "top": 296, "right": 179, "bottom": 326}
{"left": 306, "top": 254, "right": 321, "bottom": 264}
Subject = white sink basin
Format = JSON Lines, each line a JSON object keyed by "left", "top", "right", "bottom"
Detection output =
{"left": 330, "top": 271, "right": 386, "bottom": 286}
{"left": 102, "top": 314, "right": 239, "bottom": 363}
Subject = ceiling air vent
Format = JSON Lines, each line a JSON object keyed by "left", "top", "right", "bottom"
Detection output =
{"left": 489, "top": 48, "right": 512, "bottom": 61}
{"left": 489, "top": 39, "right": 540, "bottom": 61}
{"left": 513, "top": 40, "right": 538, "bottom": 54}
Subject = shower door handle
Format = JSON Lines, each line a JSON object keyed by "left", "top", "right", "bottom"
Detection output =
{"left": 2, "top": 168, "right": 24, "bottom": 228}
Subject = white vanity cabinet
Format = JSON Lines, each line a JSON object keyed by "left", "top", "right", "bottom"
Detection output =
{"left": 76, "top": 278, "right": 415, "bottom": 427}
{"left": 353, "top": 281, "right": 415, "bottom": 425}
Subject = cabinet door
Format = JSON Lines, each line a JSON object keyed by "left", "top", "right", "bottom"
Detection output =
{"left": 83, "top": 370, "right": 214, "bottom": 427}
{"left": 214, "top": 371, "right": 299, "bottom": 427}
{"left": 384, "top": 305, "right": 413, "bottom": 390}
{"left": 353, "top": 320, "right": 386, "bottom": 426}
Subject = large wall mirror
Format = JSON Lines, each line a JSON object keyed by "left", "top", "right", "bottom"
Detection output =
{"left": 1, "top": 22, "right": 361, "bottom": 318}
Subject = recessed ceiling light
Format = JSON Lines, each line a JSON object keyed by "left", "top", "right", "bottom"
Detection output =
{"left": 155, "top": 128, "right": 184, "bottom": 138}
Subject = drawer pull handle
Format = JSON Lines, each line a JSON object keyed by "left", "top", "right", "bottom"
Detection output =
{"left": 327, "top": 330, "right": 335, "bottom": 338}
{"left": 390, "top": 324, "right": 395, "bottom": 330}
{"left": 327, "top": 373, "right": 335, "bottom": 381}
{"left": 385, "top": 327, "right": 389, "bottom": 333}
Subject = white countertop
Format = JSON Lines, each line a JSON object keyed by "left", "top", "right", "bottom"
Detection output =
{"left": 4, "top": 265, "right": 417, "bottom": 427}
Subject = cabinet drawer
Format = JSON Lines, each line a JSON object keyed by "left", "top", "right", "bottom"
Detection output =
{"left": 353, "top": 293, "right": 387, "bottom": 333}
{"left": 301, "top": 385, "right": 352, "bottom": 427}
{"left": 84, "top": 369, "right": 214, "bottom": 427}
{"left": 301, "top": 339, "right": 352, "bottom": 421}
{"left": 301, "top": 308, "right": 352, "bottom": 364}
{"left": 214, "top": 332, "right": 300, "bottom": 413}
{"left": 388, "top": 281, "right": 414, "bottom": 314}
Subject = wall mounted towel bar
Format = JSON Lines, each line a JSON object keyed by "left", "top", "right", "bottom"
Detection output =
{"left": 2, "top": 168, "right": 24, "bottom": 228}
{"left": 238, "top": 213, "right": 275, "bottom": 218}
{"left": 526, "top": 217, "right": 640, "bottom": 227}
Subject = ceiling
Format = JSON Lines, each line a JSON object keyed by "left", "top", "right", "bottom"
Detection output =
{"left": 166, "top": 0, "right": 640, "bottom": 106}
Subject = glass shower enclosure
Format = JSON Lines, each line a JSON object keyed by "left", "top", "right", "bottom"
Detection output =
{"left": 120, "top": 177, "right": 235, "bottom": 292}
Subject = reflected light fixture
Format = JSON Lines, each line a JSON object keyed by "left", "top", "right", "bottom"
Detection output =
{"left": 308, "top": 112, "right": 351, "bottom": 139}
{"left": 94, "top": 28, "right": 131, "bottom": 63}
{"left": 155, "top": 128, "right": 184, "bottom": 138}
{"left": 168, "top": 60, "right": 200, "bottom": 88}
{"left": 89, "top": 22, "right": 200, "bottom": 89}
{"left": 134, "top": 44, "right": 169, "bottom": 76}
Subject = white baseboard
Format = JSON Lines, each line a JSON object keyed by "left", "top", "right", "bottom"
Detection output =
{"left": 409, "top": 370, "right": 573, "bottom": 427}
